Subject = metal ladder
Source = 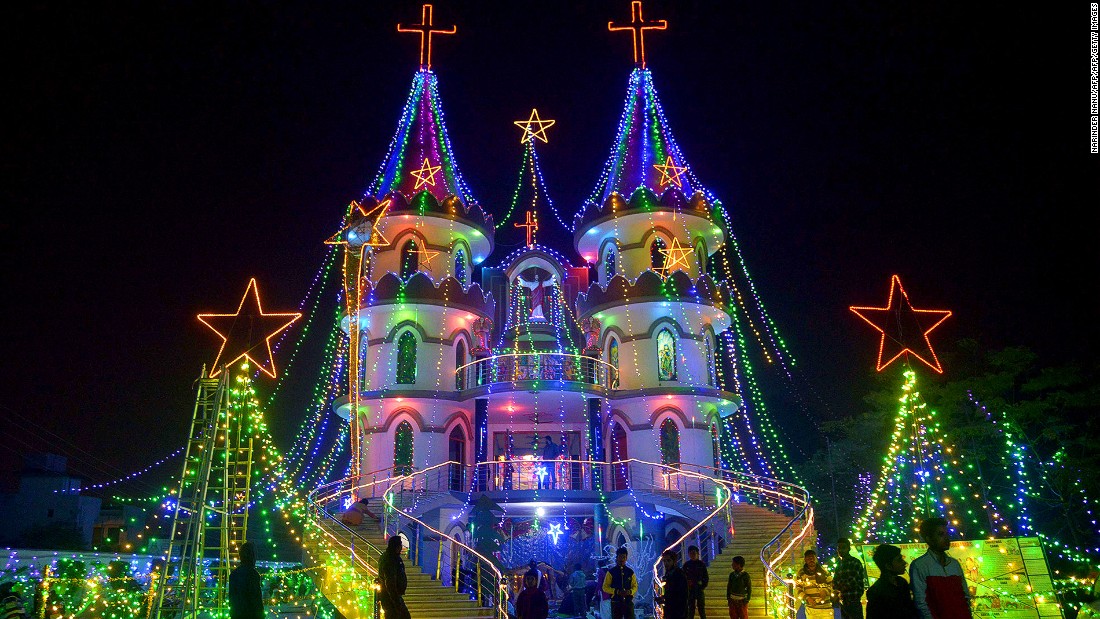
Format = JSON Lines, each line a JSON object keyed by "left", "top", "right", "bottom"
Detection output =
{"left": 152, "top": 370, "right": 229, "bottom": 619}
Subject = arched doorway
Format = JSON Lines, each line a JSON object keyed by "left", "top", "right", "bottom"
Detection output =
{"left": 448, "top": 425, "right": 466, "bottom": 491}
{"left": 394, "top": 420, "right": 414, "bottom": 476}
{"left": 610, "top": 421, "right": 629, "bottom": 491}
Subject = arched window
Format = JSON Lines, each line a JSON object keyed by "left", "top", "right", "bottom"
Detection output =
{"left": 455, "top": 340, "right": 467, "bottom": 390}
{"left": 604, "top": 246, "right": 617, "bottom": 283}
{"left": 650, "top": 237, "right": 667, "bottom": 271}
{"left": 711, "top": 423, "right": 722, "bottom": 469}
{"left": 610, "top": 421, "right": 628, "bottom": 490}
{"left": 400, "top": 239, "right": 419, "bottom": 279}
{"left": 394, "top": 420, "right": 414, "bottom": 475}
{"left": 660, "top": 418, "right": 681, "bottom": 466}
{"left": 657, "top": 328, "right": 676, "bottom": 381}
{"left": 695, "top": 240, "right": 707, "bottom": 274}
{"left": 608, "top": 337, "right": 620, "bottom": 388}
{"left": 454, "top": 249, "right": 467, "bottom": 285}
{"left": 703, "top": 332, "right": 715, "bottom": 387}
{"left": 396, "top": 331, "right": 417, "bottom": 384}
{"left": 448, "top": 426, "right": 466, "bottom": 490}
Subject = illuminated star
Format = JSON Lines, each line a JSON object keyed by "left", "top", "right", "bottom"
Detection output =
{"left": 410, "top": 158, "right": 443, "bottom": 190}
{"left": 514, "top": 109, "right": 556, "bottom": 144}
{"left": 653, "top": 156, "right": 688, "bottom": 188}
{"left": 198, "top": 279, "right": 302, "bottom": 379}
{"left": 547, "top": 522, "right": 564, "bottom": 545}
{"left": 850, "top": 274, "right": 953, "bottom": 374}
{"left": 325, "top": 199, "right": 392, "bottom": 248}
{"left": 659, "top": 238, "right": 694, "bottom": 274}
{"left": 411, "top": 248, "right": 441, "bottom": 273}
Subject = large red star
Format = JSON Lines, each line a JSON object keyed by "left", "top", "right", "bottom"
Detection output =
{"left": 198, "top": 279, "right": 301, "bottom": 379}
{"left": 850, "top": 274, "right": 952, "bottom": 374}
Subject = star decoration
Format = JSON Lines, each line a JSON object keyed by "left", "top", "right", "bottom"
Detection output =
{"left": 324, "top": 199, "right": 392, "bottom": 248}
{"left": 198, "top": 279, "right": 302, "bottom": 379}
{"left": 658, "top": 238, "right": 694, "bottom": 274}
{"left": 653, "top": 156, "right": 688, "bottom": 188}
{"left": 850, "top": 274, "right": 953, "bottom": 374}
{"left": 514, "top": 108, "right": 556, "bottom": 144}
{"left": 547, "top": 522, "right": 564, "bottom": 545}
{"left": 410, "top": 158, "right": 443, "bottom": 190}
{"left": 411, "top": 248, "right": 441, "bottom": 273}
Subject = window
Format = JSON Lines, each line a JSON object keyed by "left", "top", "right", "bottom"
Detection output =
{"left": 695, "top": 240, "right": 707, "bottom": 274}
{"left": 660, "top": 418, "right": 681, "bottom": 466}
{"left": 608, "top": 337, "right": 620, "bottom": 388}
{"left": 396, "top": 331, "right": 417, "bottom": 384}
{"left": 704, "top": 332, "right": 715, "bottom": 387}
{"left": 400, "top": 239, "right": 418, "bottom": 279}
{"left": 454, "top": 249, "right": 467, "bottom": 285}
{"left": 650, "top": 237, "right": 667, "bottom": 271}
{"left": 455, "top": 340, "right": 467, "bottom": 390}
{"left": 394, "top": 421, "right": 414, "bottom": 475}
{"left": 449, "top": 426, "right": 466, "bottom": 490}
{"left": 657, "top": 328, "right": 676, "bottom": 380}
{"left": 604, "top": 246, "right": 617, "bottom": 283}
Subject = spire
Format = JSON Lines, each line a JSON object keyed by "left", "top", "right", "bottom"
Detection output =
{"left": 498, "top": 109, "right": 570, "bottom": 246}
{"left": 364, "top": 70, "right": 477, "bottom": 204}
{"left": 585, "top": 68, "right": 713, "bottom": 209}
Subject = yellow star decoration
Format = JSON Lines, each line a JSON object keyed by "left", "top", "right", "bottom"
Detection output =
{"left": 514, "top": 108, "right": 556, "bottom": 144}
{"left": 324, "top": 199, "right": 392, "bottom": 248}
{"left": 198, "top": 278, "right": 301, "bottom": 379}
{"left": 410, "top": 158, "right": 443, "bottom": 189}
{"left": 653, "top": 156, "right": 688, "bottom": 188}
{"left": 659, "top": 238, "right": 694, "bottom": 275}
{"left": 412, "top": 248, "right": 441, "bottom": 273}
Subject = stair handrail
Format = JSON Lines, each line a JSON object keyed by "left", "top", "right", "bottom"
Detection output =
{"left": 305, "top": 467, "right": 420, "bottom": 619}
{"left": 382, "top": 461, "right": 508, "bottom": 619}
{"left": 634, "top": 460, "right": 736, "bottom": 619}
{"left": 642, "top": 461, "right": 814, "bottom": 619}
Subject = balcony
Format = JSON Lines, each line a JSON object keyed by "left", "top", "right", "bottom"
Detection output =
{"left": 455, "top": 352, "right": 618, "bottom": 391}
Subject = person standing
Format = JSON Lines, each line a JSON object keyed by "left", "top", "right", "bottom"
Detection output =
{"left": 516, "top": 572, "right": 550, "bottom": 619}
{"left": 378, "top": 536, "right": 411, "bottom": 619}
{"left": 542, "top": 436, "right": 561, "bottom": 489}
{"left": 568, "top": 563, "right": 587, "bottom": 618}
{"left": 656, "top": 550, "right": 689, "bottom": 619}
{"left": 834, "top": 538, "right": 868, "bottom": 619}
{"left": 866, "top": 544, "right": 918, "bottom": 619}
{"left": 909, "top": 518, "right": 972, "bottom": 619}
{"left": 725, "top": 556, "right": 751, "bottom": 619}
{"left": 595, "top": 559, "right": 612, "bottom": 619}
{"left": 228, "top": 542, "right": 263, "bottom": 619}
{"left": 682, "top": 545, "right": 709, "bottom": 619}
{"left": 602, "top": 547, "right": 637, "bottom": 619}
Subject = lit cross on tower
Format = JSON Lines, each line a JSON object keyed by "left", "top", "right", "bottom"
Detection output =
{"left": 608, "top": 1, "right": 667, "bottom": 69}
{"left": 515, "top": 210, "right": 539, "bottom": 247}
{"left": 397, "top": 4, "right": 456, "bottom": 70}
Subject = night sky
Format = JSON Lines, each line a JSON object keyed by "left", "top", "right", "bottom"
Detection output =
{"left": 2, "top": 2, "right": 1095, "bottom": 487}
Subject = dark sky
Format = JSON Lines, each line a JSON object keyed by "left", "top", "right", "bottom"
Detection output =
{"left": 2, "top": 1, "right": 1096, "bottom": 486}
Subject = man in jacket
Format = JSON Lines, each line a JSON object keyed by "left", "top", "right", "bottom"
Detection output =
{"left": 378, "top": 536, "right": 410, "bottom": 619}
{"left": 601, "top": 547, "right": 637, "bottom": 619}
{"left": 909, "top": 518, "right": 972, "bottom": 619}
{"left": 656, "top": 550, "right": 690, "bottom": 619}
{"left": 834, "top": 538, "right": 867, "bottom": 619}
{"left": 682, "top": 545, "right": 710, "bottom": 619}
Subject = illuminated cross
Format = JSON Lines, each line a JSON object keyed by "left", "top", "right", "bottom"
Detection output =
{"left": 608, "top": 0, "right": 667, "bottom": 69}
{"left": 397, "top": 4, "right": 456, "bottom": 70}
{"left": 515, "top": 210, "right": 538, "bottom": 247}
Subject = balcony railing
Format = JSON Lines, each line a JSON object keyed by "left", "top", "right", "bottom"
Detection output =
{"left": 455, "top": 352, "right": 618, "bottom": 390}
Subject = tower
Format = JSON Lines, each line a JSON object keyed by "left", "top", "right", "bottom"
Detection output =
{"left": 573, "top": 65, "right": 737, "bottom": 473}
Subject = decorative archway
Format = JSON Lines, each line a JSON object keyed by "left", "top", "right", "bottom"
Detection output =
{"left": 448, "top": 425, "right": 467, "bottom": 491}
{"left": 659, "top": 418, "right": 680, "bottom": 466}
{"left": 394, "top": 420, "right": 414, "bottom": 475}
{"left": 610, "top": 420, "right": 629, "bottom": 490}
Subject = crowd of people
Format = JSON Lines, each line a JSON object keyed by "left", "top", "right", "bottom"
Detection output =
{"left": 790, "top": 517, "right": 975, "bottom": 619}
{"left": 504, "top": 516, "right": 974, "bottom": 619}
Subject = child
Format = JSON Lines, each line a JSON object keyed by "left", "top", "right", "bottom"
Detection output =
{"left": 516, "top": 572, "right": 549, "bottom": 619}
{"left": 726, "top": 556, "right": 751, "bottom": 619}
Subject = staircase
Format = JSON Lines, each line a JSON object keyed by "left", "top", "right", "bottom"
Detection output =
{"left": 312, "top": 511, "right": 496, "bottom": 619}
{"left": 701, "top": 503, "right": 807, "bottom": 619}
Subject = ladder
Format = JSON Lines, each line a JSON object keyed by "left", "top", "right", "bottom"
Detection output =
{"left": 206, "top": 382, "right": 254, "bottom": 608}
{"left": 152, "top": 370, "right": 229, "bottom": 619}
